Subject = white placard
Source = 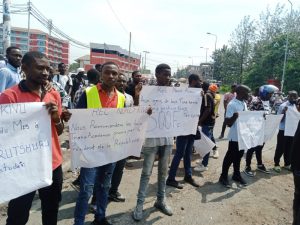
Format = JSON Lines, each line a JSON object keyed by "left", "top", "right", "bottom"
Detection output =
{"left": 140, "top": 86, "right": 202, "bottom": 138}
{"left": 0, "top": 103, "right": 52, "bottom": 203}
{"left": 194, "top": 128, "right": 216, "bottom": 157}
{"left": 285, "top": 107, "right": 300, "bottom": 136}
{"left": 237, "top": 111, "right": 265, "bottom": 151}
{"left": 264, "top": 114, "right": 284, "bottom": 142}
{"left": 69, "top": 107, "right": 149, "bottom": 169}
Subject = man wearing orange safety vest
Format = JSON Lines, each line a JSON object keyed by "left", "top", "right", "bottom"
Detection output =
{"left": 73, "top": 62, "right": 125, "bottom": 225}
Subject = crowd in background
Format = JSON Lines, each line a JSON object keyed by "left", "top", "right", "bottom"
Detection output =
{"left": 0, "top": 46, "right": 300, "bottom": 225}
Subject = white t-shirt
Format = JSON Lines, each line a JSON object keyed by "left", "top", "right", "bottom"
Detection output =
{"left": 53, "top": 74, "right": 73, "bottom": 91}
{"left": 226, "top": 98, "right": 248, "bottom": 142}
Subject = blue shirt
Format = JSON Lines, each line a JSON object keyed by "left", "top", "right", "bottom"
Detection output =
{"left": 226, "top": 98, "right": 248, "bottom": 142}
{"left": 277, "top": 101, "right": 294, "bottom": 130}
{"left": 0, "top": 63, "right": 21, "bottom": 92}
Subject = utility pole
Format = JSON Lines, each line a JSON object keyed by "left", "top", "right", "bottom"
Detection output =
{"left": 143, "top": 50, "right": 149, "bottom": 70}
{"left": 200, "top": 47, "right": 209, "bottom": 63}
{"left": 207, "top": 32, "right": 218, "bottom": 81}
{"left": 27, "top": 0, "right": 31, "bottom": 51}
{"left": 48, "top": 19, "right": 53, "bottom": 36}
{"left": 128, "top": 32, "right": 131, "bottom": 73}
{"left": 139, "top": 53, "right": 142, "bottom": 70}
{"left": 3, "top": 0, "right": 11, "bottom": 54}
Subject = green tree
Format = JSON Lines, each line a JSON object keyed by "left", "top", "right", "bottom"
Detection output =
{"left": 68, "top": 62, "right": 80, "bottom": 72}
{"left": 230, "top": 15, "right": 256, "bottom": 83}
{"left": 213, "top": 45, "right": 240, "bottom": 84}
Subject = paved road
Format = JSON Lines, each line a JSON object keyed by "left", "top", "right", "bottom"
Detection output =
{"left": 0, "top": 98, "right": 294, "bottom": 225}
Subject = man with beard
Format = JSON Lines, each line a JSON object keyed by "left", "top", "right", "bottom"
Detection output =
{"left": 0, "top": 46, "right": 22, "bottom": 92}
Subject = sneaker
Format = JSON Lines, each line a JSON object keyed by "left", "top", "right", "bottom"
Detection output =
{"left": 192, "top": 146, "right": 196, "bottom": 154}
{"left": 219, "top": 175, "right": 230, "bottom": 188}
{"left": 283, "top": 165, "right": 291, "bottom": 171}
{"left": 273, "top": 166, "right": 281, "bottom": 173}
{"left": 243, "top": 166, "right": 254, "bottom": 177}
{"left": 232, "top": 174, "right": 247, "bottom": 186}
{"left": 166, "top": 179, "right": 183, "bottom": 189}
{"left": 91, "top": 217, "right": 112, "bottom": 225}
{"left": 132, "top": 204, "right": 143, "bottom": 221}
{"left": 257, "top": 164, "right": 271, "bottom": 174}
{"left": 184, "top": 175, "right": 200, "bottom": 187}
{"left": 212, "top": 150, "right": 219, "bottom": 159}
{"left": 89, "top": 204, "right": 97, "bottom": 213}
{"left": 194, "top": 164, "right": 208, "bottom": 172}
{"left": 109, "top": 192, "right": 125, "bottom": 202}
{"left": 154, "top": 200, "right": 173, "bottom": 216}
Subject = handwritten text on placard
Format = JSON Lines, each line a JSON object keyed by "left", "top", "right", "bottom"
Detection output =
{"left": 140, "top": 86, "right": 202, "bottom": 138}
{"left": 69, "top": 107, "right": 149, "bottom": 169}
{"left": 0, "top": 102, "right": 52, "bottom": 203}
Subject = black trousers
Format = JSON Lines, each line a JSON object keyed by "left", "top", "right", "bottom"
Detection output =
{"left": 6, "top": 166, "right": 63, "bottom": 225}
{"left": 220, "top": 112, "right": 227, "bottom": 136}
{"left": 221, "top": 141, "right": 244, "bottom": 177}
{"left": 274, "top": 130, "right": 293, "bottom": 166}
{"left": 246, "top": 145, "right": 264, "bottom": 167}
{"left": 293, "top": 171, "right": 300, "bottom": 225}
{"left": 110, "top": 158, "right": 127, "bottom": 194}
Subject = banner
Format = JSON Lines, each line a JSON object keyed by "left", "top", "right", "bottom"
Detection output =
{"left": 237, "top": 111, "right": 265, "bottom": 151}
{"left": 264, "top": 114, "right": 283, "bottom": 142}
{"left": 0, "top": 103, "right": 52, "bottom": 203}
{"left": 285, "top": 107, "right": 300, "bottom": 136}
{"left": 194, "top": 128, "right": 215, "bottom": 157}
{"left": 140, "top": 86, "right": 202, "bottom": 138}
{"left": 69, "top": 107, "right": 149, "bottom": 169}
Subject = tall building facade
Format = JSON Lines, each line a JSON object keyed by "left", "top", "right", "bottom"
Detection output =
{"left": 0, "top": 25, "right": 69, "bottom": 67}
{"left": 82, "top": 43, "right": 140, "bottom": 74}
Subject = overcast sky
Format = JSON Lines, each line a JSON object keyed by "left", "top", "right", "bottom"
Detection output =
{"left": 5, "top": 0, "right": 300, "bottom": 73}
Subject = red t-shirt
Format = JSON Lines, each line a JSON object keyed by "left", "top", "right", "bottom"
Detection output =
{"left": 0, "top": 81, "right": 63, "bottom": 170}
{"left": 97, "top": 83, "right": 118, "bottom": 108}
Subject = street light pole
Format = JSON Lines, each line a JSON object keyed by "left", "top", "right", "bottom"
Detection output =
{"left": 189, "top": 56, "right": 193, "bottom": 65}
{"left": 143, "top": 51, "right": 149, "bottom": 70}
{"left": 200, "top": 47, "right": 209, "bottom": 63}
{"left": 207, "top": 32, "right": 218, "bottom": 80}
{"left": 281, "top": 0, "right": 293, "bottom": 91}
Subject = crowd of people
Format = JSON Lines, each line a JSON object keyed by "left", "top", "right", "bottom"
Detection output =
{"left": 0, "top": 46, "right": 299, "bottom": 225}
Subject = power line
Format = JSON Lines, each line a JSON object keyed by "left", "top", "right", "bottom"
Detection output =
{"left": 29, "top": 2, "right": 89, "bottom": 48}
{"left": 106, "top": 0, "right": 128, "bottom": 35}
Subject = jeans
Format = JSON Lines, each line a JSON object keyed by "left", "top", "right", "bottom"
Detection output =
{"left": 294, "top": 171, "right": 300, "bottom": 225}
{"left": 221, "top": 141, "right": 244, "bottom": 178}
{"left": 136, "top": 145, "right": 172, "bottom": 205}
{"left": 201, "top": 125, "right": 215, "bottom": 167}
{"left": 168, "top": 135, "right": 194, "bottom": 181}
{"left": 274, "top": 130, "right": 293, "bottom": 166}
{"left": 246, "top": 145, "right": 264, "bottom": 167}
{"left": 7, "top": 166, "right": 63, "bottom": 225}
{"left": 74, "top": 163, "right": 115, "bottom": 225}
{"left": 110, "top": 158, "right": 127, "bottom": 194}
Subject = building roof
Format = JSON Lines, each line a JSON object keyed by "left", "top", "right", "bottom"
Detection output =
{"left": 0, "top": 24, "right": 68, "bottom": 44}
{"left": 75, "top": 54, "right": 90, "bottom": 62}
{"left": 90, "top": 42, "right": 140, "bottom": 59}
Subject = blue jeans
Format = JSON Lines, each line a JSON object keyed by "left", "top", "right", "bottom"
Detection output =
{"left": 168, "top": 135, "right": 194, "bottom": 181}
{"left": 137, "top": 145, "right": 172, "bottom": 205}
{"left": 74, "top": 163, "right": 115, "bottom": 225}
{"left": 201, "top": 125, "right": 215, "bottom": 167}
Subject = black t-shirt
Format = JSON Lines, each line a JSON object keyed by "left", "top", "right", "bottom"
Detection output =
{"left": 200, "top": 92, "right": 215, "bottom": 126}
{"left": 125, "top": 82, "right": 136, "bottom": 98}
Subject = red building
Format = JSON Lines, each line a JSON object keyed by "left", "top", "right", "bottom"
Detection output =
{"left": 0, "top": 25, "right": 69, "bottom": 67}
{"left": 83, "top": 43, "right": 140, "bottom": 74}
